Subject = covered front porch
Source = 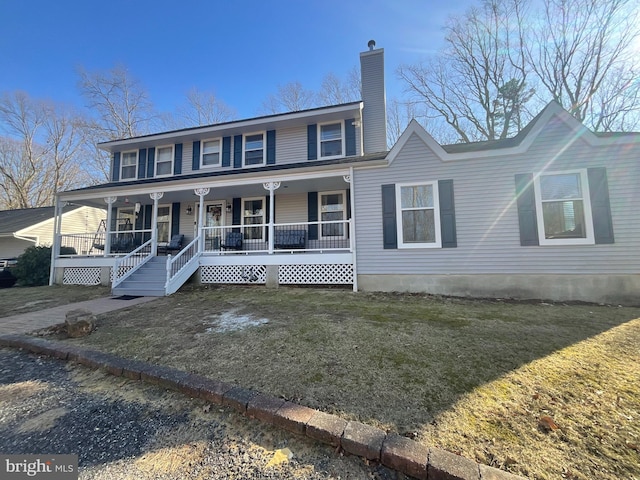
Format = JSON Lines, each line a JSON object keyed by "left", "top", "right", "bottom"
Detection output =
{"left": 51, "top": 168, "right": 357, "bottom": 294}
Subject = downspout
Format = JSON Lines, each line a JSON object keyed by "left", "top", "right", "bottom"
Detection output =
{"left": 349, "top": 166, "right": 358, "bottom": 292}
{"left": 48, "top": 197, "right": 62, "bottom": 286}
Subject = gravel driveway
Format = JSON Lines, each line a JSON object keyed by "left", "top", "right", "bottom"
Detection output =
{"left": 0, "top": 348, "right": 398, "bottom": 479}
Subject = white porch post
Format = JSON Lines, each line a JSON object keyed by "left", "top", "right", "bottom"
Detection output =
{"left": 150, "top": 192, "right": 164, "bottom": 254}
{"left": 345, "top": 169, "right": 357, "bottom": 292}
{"left": 263, "top": 182, "right": 280, "bottom": 254}
{"left": 194, "top": 188, "right": 210, "bottom": 253}
{"left": 103, "top": 196, "right": 117, "bottom": 256}
{"left": 48, "top": 196, "right": 63, "bottom": 286}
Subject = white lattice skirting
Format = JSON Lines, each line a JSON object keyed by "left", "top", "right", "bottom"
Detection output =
{"left": 279, "top": 264, "right": 354, "bottom": 285}
{"left": 63, "top": 267, "right": 102, "bottom": 286}
{"left": 200, "top": 265, "right": 267, "bottom": 284}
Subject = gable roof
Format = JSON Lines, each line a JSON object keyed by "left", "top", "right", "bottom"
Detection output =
{"left": 387, "top": 102, "right": 640, "bottom": 163}
{"left": 0, "top": 206, "right": 80, "bottom": 235}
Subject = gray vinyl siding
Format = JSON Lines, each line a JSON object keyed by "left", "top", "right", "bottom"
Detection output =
{"left": 25, "top": 207, "right": 105, "bottom": 246}
{"left": 354, "top": 122, "right": 640, "bottom": 275}
{"left": 0, "top": 237, "right": 33, "bottom": 258}
{"left": 274, "top": 193, "right": 307, "bottom": 223}
{"left": 360, "top": 49, "right": 387, "bottom": 153}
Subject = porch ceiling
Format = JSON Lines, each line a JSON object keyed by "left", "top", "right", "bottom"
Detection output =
{"left": 64, "top": 175, "right": 351, "bottom": 210}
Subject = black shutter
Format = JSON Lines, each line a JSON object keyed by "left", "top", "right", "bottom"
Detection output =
{"left": 232, "top": 197, "right": 242, "bottom": 233}
{"left": 110, "top": 206, "right": 118, "bottom": 231}
{"left": 147, "top": 148, "right": 155, "bottom": 178}
{"left": 588, "top": 167, "right": 614, "bottom": 244}
{"left": 266, "top": 130, "right": 276, "bottom": 165}
{"left": 112, "top": 152, "right": 120, "bottom": 182}
{"left": 515, "top": 173, "right": 539, "bottom": 246}
{"left": 307, "top": 124, "right": 317, "bottom": 160}
{"left": 137, "top": 149, "right": 147, "bottom": 179}
{"left": 233, "top": 135, "right": 243, "bottom": 168}
{"left": 174, "top": 143, "right": 183, "bottom": 175}
{"left": 171, "top": 203, "right": 180, "bottom": 237}
{"left": 345, "top": 118, "right": 356, "bottom": 156}
{"left": 265, "top": 196, "right": 271, "bottom": 241}
{"left": 143, "top": 204, "right": 152, "bottom": 242}
{"left": 192, "top": 141, "right": 200, "bottom": 171}
{"left": 438, "top": 180, "right": 457, "bottom": 248}
{"left": 381, "top": 184, "right": 397, "bottom": 249}
{"left": 134, "top": 203, "right": 144, "bottom": 245}
{"left": 308, "top": 192, "right": 318, "bottom": 240}
{"left": 222, "top": 136, "right": 231, "bottom": 167}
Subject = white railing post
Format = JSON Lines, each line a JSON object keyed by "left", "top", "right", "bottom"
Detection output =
{"left": 149, "top": 192, "right": 163, "bottom": 254}
{"left": 104, "top": 196, "right": 117, "bottom": 256}
{"left": 48, "top": 197, "right": 63, "bottom": 285}
{"left": 263, "top": 182, "right": 280, "bottom": 254}
{"left": 194, "top": 188, "right": 209, "bottom": 253}
{"left": 165, "top": 253, "right": 172, "bottom": 287}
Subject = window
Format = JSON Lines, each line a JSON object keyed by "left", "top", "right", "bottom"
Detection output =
{"left": 396, "top": 182, "right": 441, "bottom": 248}
{"left": 320, "top": 191, "right": 346, "bottom": 238}
{"left": 116, "top": 208, "right": 135, "bottom": 232}
{"left": 201, "top": 139, "right": 221, "bottom": 167}
{"left": 120, "top": 151, "right": 138, "bottom": 180}
{"left": 155, "top": 146, "right": 173, "bottom": 177}
{"left": 242, "top": 197, "right": 265, "bottom": 240}
{"left": 534, "top": 170, "right": 594, "bottom": 245}
{"left": 319, "top": 122, "right": 344, "bottom": 158}
{"left": 243, "top": 133, "right": 264, "bottom": 166}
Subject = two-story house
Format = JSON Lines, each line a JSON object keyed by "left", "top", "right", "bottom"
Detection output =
{"left": 51, "top": 42, "right": 640, "bottom": 304}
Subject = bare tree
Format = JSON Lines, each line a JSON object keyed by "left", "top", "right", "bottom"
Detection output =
{"left": 399, "top": 0, "right": 531, "bottom": 142}
{"left": 260, "top": 81, "right": 317, "bottom": 114}
{"left": 317, "top": 67, "right": 361, "bottom": 105}
{"left": 0, "top": 92, "right": 88, "bottom": 208}
{"left": 177, "top": 87, "right": 237, "bottom": 127}
{"left": 77, "top": 65, "right": 156, "bottom": 140}
{"left": 527, "top": 0, "right": 640, "bottom": 130}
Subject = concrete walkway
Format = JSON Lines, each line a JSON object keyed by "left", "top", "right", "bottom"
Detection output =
{"left": 0, "top": 296, "right": 157, "bottom": 335}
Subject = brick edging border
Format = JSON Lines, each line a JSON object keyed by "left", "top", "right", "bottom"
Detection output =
{"left": 0, "top": 334, "right": 525, "bottom": 480}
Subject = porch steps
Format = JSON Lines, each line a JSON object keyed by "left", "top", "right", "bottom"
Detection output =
{"left": 112, "top": 256, "right": 168, "bottom": 297}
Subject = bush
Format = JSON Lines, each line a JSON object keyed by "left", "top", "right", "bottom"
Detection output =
{"left": 13, "top": 245, "right": 76, "bottom": 287}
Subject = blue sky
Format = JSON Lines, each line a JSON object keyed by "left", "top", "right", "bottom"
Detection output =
{"left": 0, "top": 0, "right": 473, "bottom": 120}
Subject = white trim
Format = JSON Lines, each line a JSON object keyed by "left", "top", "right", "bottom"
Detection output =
{"left": 243, "top": 132, "right": 266, "bottom": 167}
{"left": 154, "top": 145, "right": 174, "bottom": 178}
{"left": 318, "top": 120, "right": 345, "bottom": 160}
{"left": 120, "top": 150, "right": 138, "bottom": 181}
{"left": 318, "top": 190, "right": 347, "bottom": 239}
{"left": 386, "top": 102, "right": 609, "bottom": 164}
{"left": 533, "top": 169, "right": 595, "bottom": 246}
{"left": 395, "top": 181, "right": 442, "bottom": 249}
{"left": 200, "top": 138, "right": 222, "bottom": 169}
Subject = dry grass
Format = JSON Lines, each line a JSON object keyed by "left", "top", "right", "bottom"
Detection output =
{"left": 46, "top": 285, "right": 640, "bottom": 479}
{"left": 0, "top": 285, "right": 111, "bottom": 318}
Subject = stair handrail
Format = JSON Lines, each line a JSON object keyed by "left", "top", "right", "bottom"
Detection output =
{"left": 112, "top": 238, "right": 153, "bottom": 289}
{"left": 165, "top": 235, "right": 201, "bottom": 292}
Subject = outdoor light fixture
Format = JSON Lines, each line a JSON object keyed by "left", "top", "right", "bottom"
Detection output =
{"left": 226, "top": 204, "right": 232, "bottom": 213}
{"left": 186, "top": 205, "right": 193, "bottom": 215}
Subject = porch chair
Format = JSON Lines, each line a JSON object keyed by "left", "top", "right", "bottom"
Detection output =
{"left": 221, "top": 232, "right": 243, "bottom": 251}
{"left": 158, "top": 234, "right": 184, "bottom": 255}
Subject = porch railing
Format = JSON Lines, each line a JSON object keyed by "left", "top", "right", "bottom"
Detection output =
{"left": 111, "top": 238, "right": 153, "bottom": 288}
{"left": 166, "top": 235, "right": 201, "bottom": 295}
{"left": 59, "top": 229, "right": 152, "bottom": 256}
{"left": 200, "top": 219, "right": 352, "bottom": 254}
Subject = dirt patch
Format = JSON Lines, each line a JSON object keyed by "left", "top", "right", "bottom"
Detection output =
{"left": 45, "top": 285, "right": 640, "bottom": 478}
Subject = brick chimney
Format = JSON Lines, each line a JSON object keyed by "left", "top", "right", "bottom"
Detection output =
{"left": 360, "top": 40, "right": 387, "bottom": 153}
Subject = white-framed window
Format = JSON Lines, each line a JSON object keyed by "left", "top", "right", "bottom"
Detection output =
{"left": 201, "top": 139, "right": 221, "bottom": 168}
{"left": 534, "top": 169, "right": 594, "bottom": 245}
{"left": 243, "top": 132, "right": 265, "bottom": 166}
{"left": 319, "top": 190, "right": 346, "bottom": 238}
{"left": 242, "top": 197, "right": 265, "bottom": 240}
{"left": 318, "top": 121, "right": 344, "bottom": 159}
{"left": 120, "top": 151, "right": 138, "bottom": 180}
{"left": 396, "top": 181, "right": 441, "bottom": 248}
{"left": 155, "top": 145, "right": 174, "bottom": 177}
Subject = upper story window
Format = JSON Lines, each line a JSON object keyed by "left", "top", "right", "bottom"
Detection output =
{"left": 319, "top": 122, "right": 344, "bottom": 159}
{"left": 534, "top": 170, "right": 594, "bottom": 245}
{"left": 155, "top": 146, "right": 174, "bottom": 177}
{"left": 244, "top": 133, "right": 264, "bottom": 166}
{"left": 396, "top": 181, "right": 442, "bottom": 248}
{"left": 120, "top": 151, "right": 138, "bottom": 180}
{"left": 201, "top": 139, "right": 221, "bottom": 167}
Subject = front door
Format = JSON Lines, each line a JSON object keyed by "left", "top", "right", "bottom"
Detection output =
{"left": 195, "top": 201, "right": 226, "bottom": 250}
